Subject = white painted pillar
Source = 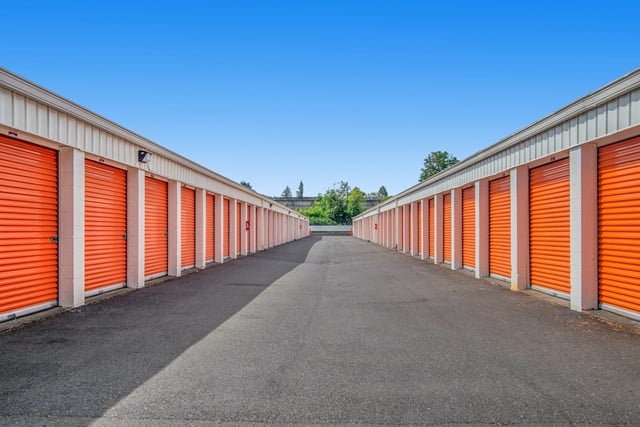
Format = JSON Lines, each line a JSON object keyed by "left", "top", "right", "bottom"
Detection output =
{"left": 58, "top": 147, "right": 85, "bottom": 307}
{"left": 229, "top": 199, "right": 238, "bottom": 258}
{"left": 214, "top": 194, "right": 224, "bottom": 264}
{"left": 475, "top": 180, "right": 489, "bottom": 279}
{"left": 434, "top": 193, "right": 444, "bottom": 264}
{"left": 126, "top": 167, "right": 145, "bottom": 288}
{"left": 510, "top": 166, "right": 529, "bottom": 291}
{"left": 195, "top": 188, "right": 206, "bottom": 269}
{"left": 452, "top": 188, "right": 463, "bottom": 270}
{"left": 168, "top": 180, "right": 181, "bottom": 277}
{"left": 421, "top": 199, "right": 428, "bottom": 260}
{"left": 570, "top": 144, "right": 598, "bottom": 311}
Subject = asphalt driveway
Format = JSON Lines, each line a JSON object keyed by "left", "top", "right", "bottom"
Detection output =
{"left": 1, "top": 236, "right": 638, "bottom": 426}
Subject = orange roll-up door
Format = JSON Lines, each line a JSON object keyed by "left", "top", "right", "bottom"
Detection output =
{"left": 144, "top": 177, "right": 168, "bottom": 279}
{"left": 598, "top": 138, "right": 640, "bottom": 314}
{"left": 224, "top": 198, "right": 230, "bottom": 257}
{"left": 489, "top": 176, "right": 511, "bottom": 279}
{"left": 417, "top": 203, "right": 422, "bottom": 255}
{"left": 85, "top": 160, "right": 127, "bottom": 294}
{"left": 236, "top": 202, "right": 242, "bottom": 253}
{"left": 0, "top": 136, "right": 58, "bottom": 316}
{"left": 408, "top": 207, "right": 414, "bottom": 252}
{"left": 181, "top": 186, "right": 195, "bottom": 269}
{"left": 530, "top": 159, "right": 570, "bottom": 294}
{"left": 462, "top": 186, "right": 476, "bottom": 269}
{"left": 428, "top": 198, "right": 434, "bottom": 258}
{"left": 247, "top": 205, "right": 252, "bottom": 252}
{"left": 443, "top": 193, "right": 452, "bottom": 263}
{"left": 206, "top": 194, "right": 215, "bottom": 262}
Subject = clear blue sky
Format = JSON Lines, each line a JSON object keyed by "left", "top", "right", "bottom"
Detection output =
{"left": 3, "top": 1, "right": 639, "bottom": 198}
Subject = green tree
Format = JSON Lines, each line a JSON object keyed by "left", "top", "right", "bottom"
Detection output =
{"left": 240, "top": 181, "right": 253, "bottom": 190}
{"left": 325, "top": 188, "right": 349, "bottom": 224}
{"left": 299, "top": 196, "right": 332, "bottom": 225}
{"left": 378, "top": 185, "right": 388, "bottom": 198}
{"left": 298, "top": 182, "right": 360, "bottom": 225}
{"left": 281, "top": 185, "right": 292, "bottom": 197}
{"left": 419, "top": 151, "right": 459, "bottom": 182}
{"left": 296, "top": 181, "right": 304, "bottom": 198}
{"left": 346, "top": 187, "right": 366, "bottom": 218}
{"left": 336, "top": 181, "right": 351, "bottom": 199}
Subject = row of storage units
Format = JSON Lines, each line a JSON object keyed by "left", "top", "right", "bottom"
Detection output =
{"left": 353, "top": 68, "right": 640, "bottom": 322}
{"left": 0, "top": 69, "right": 308, "bottom": 322}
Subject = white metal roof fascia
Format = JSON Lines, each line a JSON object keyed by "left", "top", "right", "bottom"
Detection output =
{"left": 354, "top": 67, "right": 640, "bottom": 221}
{"left": 0, "top": 68, "right": 299, "bottom": 218}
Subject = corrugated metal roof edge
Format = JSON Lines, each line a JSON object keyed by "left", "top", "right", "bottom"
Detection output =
{"left": 0, "top": 67, "right": 303, "bottom": 218}
{"left": 355, "top": 67, "right": 640, "bottom": 220}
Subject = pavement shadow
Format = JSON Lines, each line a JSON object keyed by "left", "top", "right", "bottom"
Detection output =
{"left": 0, "top": 236, "right": 322, "bottom": 423}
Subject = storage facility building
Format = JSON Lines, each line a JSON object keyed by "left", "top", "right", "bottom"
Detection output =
{"left": 353, "top": 68, "right": 640, "bottom": 322}
{"left": 0, "top": 68, "right": 309, "bottom": 322}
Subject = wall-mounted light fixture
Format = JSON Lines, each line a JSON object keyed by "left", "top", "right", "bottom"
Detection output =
{"left": 138, "top": 150, "right": 152, "bottom": 163}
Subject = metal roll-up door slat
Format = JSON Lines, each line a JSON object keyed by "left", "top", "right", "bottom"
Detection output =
{"left": 144, "top": 177, "right": 168, "bottom": 278}
{"left": 0, "top": 136, "right": 58, "bottom": 316}
{"left": 599, "top": 137, "right": 640, "bottom": 314}
{"left": 417, "top": 203, "right": 422, "bottom": 255}
{"left": 181, "top": 187, "right": 196, "bottom": 269}
{"left": 236, "top": 202, "right": 242, "bottom": 253}
{"left": 443, "top": 193, "right": 452, "bottom": 262}
{"left": 206, "top": 194, "right": 215, "bottom": 262}
{"left": 247, "top": 205, "right": 251, "bottom": 252}
{"left": 404, "top": 204, "right": 415, "bottom": 252}
{"left": 85, "top": 160, "right": 127, "bottom": 294}
{"left": 462, "top": 187, "right": 476, "bottom": 269}
{"left": 529, "top": 159, "right": 570, "bottom": 295}
{"left": 489, "top": 176, "right": 511, "bottom": 279}
{"left": 224, "top": 199, "right": 230, "bottom": 257}
{"left": 428, "top": 198, "right": 434, "bottom": 258}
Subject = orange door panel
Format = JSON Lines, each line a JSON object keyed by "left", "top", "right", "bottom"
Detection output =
{"left": 417, "top": 203, "right": 422, "bottom": 255}
{"left": 599, "top": 138, "right": 640, "bottom": 313}
{"left": 443, "top": 193, "right": 452, "bottom": 262}
{"left": 428, "top": 198, "right": 434, "bottom": 258}
{"left": 236, "top": 202, "right": 241, "bottom": 253}
{"left": 397, "top": 208, "right": 403, "bottom": 250}
{"left": 530, "top": 159, "right": 570, "bottom": 294}
{"left": 144, "top": 177, "right": 168, "bottom": 278}
{"left": 181, "top": 187, "right": 195, "bottom": 268}
{"left": 85, "top": 160, "right": 127, "bottom": 294}
{"left": 224, "top": 198, "right": 230, "bottom": 257}
{"left": 0, "top": 136, "right": 58, "bottom": 315}
{"left": 408, "top": 207, "right": 413, "bottom": 252}
{"left": 489, "top": 176, "right": 511, "bottom": 279}
{"left": 246, "top": 204, "right": 251, "bottom": 252}
{"left": 206, "top": 194, "right": 215, "bottom": 262}
{"left": 462, "top": 187, "right": 476, "bottom": 269}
